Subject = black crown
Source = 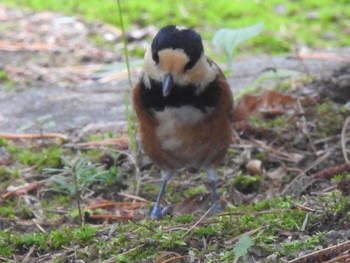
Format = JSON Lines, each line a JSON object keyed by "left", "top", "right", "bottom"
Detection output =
{"left": 151, "top": 25, "right": 204, "bottom": 71}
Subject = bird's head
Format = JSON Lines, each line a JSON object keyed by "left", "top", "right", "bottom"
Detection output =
{"left": 143, "top": 25, "right": 217, "bottom": 97}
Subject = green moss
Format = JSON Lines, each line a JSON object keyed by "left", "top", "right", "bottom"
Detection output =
{"left": 183, "top": 186, "right": 207, "bottom": 197}
{"left": 0, "top": 201, "right": 16, "bottom": 218}
{"left": 281, "top": 233, "right": 324, "bottom": 257}
{"left": 175, "top": 214, "right": 194, "bottom": 224}
{"left": 232, "top": 175, "right": 262, "bottom": 194}
{"left": 73, "top": 225, "right": 97, "bottom": 243}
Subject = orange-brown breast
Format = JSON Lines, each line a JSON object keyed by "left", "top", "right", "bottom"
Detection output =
{"left": 132, "top": 73, "right": 233, "bottom": 171}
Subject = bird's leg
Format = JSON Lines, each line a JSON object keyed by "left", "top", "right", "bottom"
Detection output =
{"left": 150, "top": 170, "right": 172, "bottom": 219}
{"left": 207, "top": 168, "right": 221, "bottom": 213}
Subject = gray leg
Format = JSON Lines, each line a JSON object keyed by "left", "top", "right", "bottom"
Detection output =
{"left": 150, "top": 170, "right": 172, "bottom": 219}
{"left": 207, "top": 168, "right": 219, "bottom": 204}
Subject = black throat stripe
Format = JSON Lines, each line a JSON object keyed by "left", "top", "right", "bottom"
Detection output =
{"left": 140, "top": 78, "right": 221, "bottom": 114}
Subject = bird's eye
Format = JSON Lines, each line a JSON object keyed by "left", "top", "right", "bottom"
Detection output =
{"left": 152, "top": 52, "right": 159, "bottom": 64}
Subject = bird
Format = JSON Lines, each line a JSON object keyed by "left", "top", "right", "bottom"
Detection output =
{"left": 132, "top": 25, "right": 233, "bottom": 219}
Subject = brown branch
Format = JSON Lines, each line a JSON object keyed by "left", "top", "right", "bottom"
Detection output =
{"left": 296, "top": 52, "right": 350, "bottom": 62}
{"left": 0, "top": 40, "right": 56, "bottom": 51}
{"left": 159, "top": 256, "right": 188, "bottom": 263}
{"left": 0, "top": 133, "right": 67, "bottom": 140}
{"left": 75, "top": 138, "right": 129, "bottom": 150}
{"left": 313, "top": 162, "right": 350, "bottom": 179}
{"left": 87, "top": 200, "right": 147, "bottom": 210}
{"left": 290, "top": 202, "right": 315, "bottom": 212}
{"left": 288, "top": 240, "right": 350, "bottom": 263}
{"left": 324, "top": 253, "right": 350, "bottom": 263}
{"left": 1, "top": 182, "right": 46, "bottom": 199}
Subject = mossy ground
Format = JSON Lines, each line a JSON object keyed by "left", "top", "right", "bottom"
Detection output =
{"left": 1, "top": 83, "right": 349, "bottom": 261}
{"left": 0, "top": 2, "right": 350, "bottom": 262}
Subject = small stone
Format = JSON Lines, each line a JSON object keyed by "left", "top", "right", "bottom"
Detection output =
{"left": 266, "top": 254, "right": 278, "bottom": 263}
{"left": 306, "top": 11, "right": 319, "bottom": 19}
{"left": 273, "top": 4, "right": 287, "bottom": 15}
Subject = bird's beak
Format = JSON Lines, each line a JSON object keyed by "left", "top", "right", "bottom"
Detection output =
{"left": 162, "top": 74, "right": 174, "bottom": 97}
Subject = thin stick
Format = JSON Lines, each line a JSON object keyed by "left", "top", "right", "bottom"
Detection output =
{"left": 101, "top": 244, "right": 145, "bottom": 263}
{"left": 225, "top": 226, "right": 266, "bottom": 244}
{"left": 282, "top": 151, "right": 331, "bottom": 195}
{"left": 21, "top": 245, "right": 36, "bottom": 263}
{"left": 324, "top": 253, "right": 350, "bottom": 263}
{"left": 300, "top": 212, "right": 309, "bottom": 231}
{"left": 289, "top": 240, "right": 350, "bottom": 263}
{"left": 160, "top": 255, "right": 188, "bottom": 263}
{"left": 341, "top": 117, "right": 350, "bottom": 163}
{"left": 0, "top": 132, "right": 67, "bottom": 140}
{"left": 182, "top": 203, "right": 217, "bottom": 238}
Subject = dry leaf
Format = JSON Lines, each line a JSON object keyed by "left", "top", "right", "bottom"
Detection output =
{"left": 234, "top": 90, "right": 296, "bottom": 121}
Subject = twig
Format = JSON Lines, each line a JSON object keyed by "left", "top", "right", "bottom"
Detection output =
{"left": 0, "top": 132, "right": 67, "bottom": 140}
{"left": 102, "top": 244, "right": 145, "bottom": 263}
{"left": 118, "top": 192, "right": 152, "bottom": 203}
{"left": 218, "top": 208, "right": 291, "bottom": 217}
{"left": 21, "top": 245, "right": 36, "bottom": 263}
{"left": 324, "top": 253, "right": 350, "bottom": 263}
{"left": 296, "top": 52, "right": 350, "bottom": 62}
{"left": 322, "top": 184, "right": 338, "bottom": 192}
{"left": 154, "top": 252, "right": 181, "bottom": 263}
{"left": 288, "top": 240, "right": 350, "bottom": 263}
{"left": 75, "top": 138, "right": 129, "bottom": 150}
{"left": 159, "top": 255, "right": 188, "bottom": 263}
{"left": 282, "top": 151, "right": 331, "bottom": 195}
{"left": 225, "top": 226, "right": 266, "bottom": 245}
{"left": 242, "top": 139, "right": 303, "bottom": 163}
{"left": 87, "top": 200, "right": 147, "bottom": 210}
{"left": 341, "top": 117, "right": 350, "bottom": 163}
{"left": 34, "top": 221, "right": 46, "bottom": 233}
{"left": 182, "top": 203, "right": 217, "bottom": 238}
{"left": 291, "top": 202, "right": 315, "bottom": 212}
{"left": 300, "top": 212, "right": 309, "bottom": 231}
{"left": 87, "top": 214, "right": 134, "bottom": 221}
{"left": 313, "top": 162, "right": 350, "bottom": 179}
{"left": 0, "top": 40, "right": 55, "bottom": 51}
{"left": 296, "top": 98, "right": 317, "bottom": 153}
{"left": 1, "top": 181, "right": 46, "bottom": 199}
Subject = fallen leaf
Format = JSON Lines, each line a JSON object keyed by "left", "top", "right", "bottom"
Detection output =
{"left": 234, "top": 90, "right": 296, "bottom": 121}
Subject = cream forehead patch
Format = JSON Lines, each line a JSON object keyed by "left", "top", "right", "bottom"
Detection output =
{"left": 158, "top": 49, "right": 189, "bottom": 75}
{"left": 176, "top": 25, "right": 188, "bottom": 31}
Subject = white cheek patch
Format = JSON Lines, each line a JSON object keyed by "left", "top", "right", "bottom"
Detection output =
{"left": 155, "top": 106, "right": 206, "bottom": 151}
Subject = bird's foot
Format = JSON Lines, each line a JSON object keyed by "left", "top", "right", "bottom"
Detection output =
{"left": 208, "top": 202, "right": 223, "bottom": 215}
{"left": 149, "top": 205, "right": 171, "bottom": 219}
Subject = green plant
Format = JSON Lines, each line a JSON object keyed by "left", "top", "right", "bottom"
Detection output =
{"left": 44, "top": 157, "right": 109, "bottom": 224}
{"left": 17, "top": 114, "right": 56, "bottom": 133}
{"left": 212, "top": 22, "right": 264, "bottom": 69}
{"left": 73, "top": 225, "right": 97, "bottom": 242}
{"left": 233, "top": 234, "right": 254, "bottom": 261}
